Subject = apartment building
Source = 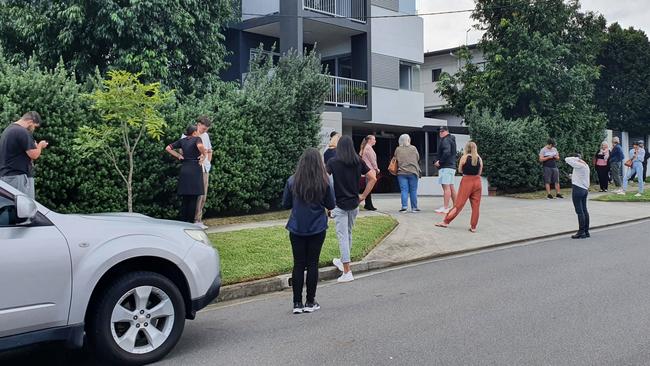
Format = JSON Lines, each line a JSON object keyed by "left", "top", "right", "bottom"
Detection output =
{"left": 222, "top": 0, "right": 447, "bottom": 191}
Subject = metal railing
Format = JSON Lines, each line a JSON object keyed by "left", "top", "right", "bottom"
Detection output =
{"left": 303, "top": 0, "right": 366, "bottom": 23}
{"left": 325, "top": 75, "right": 368, "bottom": 108}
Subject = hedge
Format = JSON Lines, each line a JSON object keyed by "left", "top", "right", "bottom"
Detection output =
{"left": 0, "top": 50, "right": 328, "bottom": 219}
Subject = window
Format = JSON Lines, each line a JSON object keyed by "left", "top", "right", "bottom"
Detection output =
{"left": 399, "top": 63, "right": 412, "bottom": 90}
{"left": 432, "top": 68, "right": 442, "bottom": 82}
{"left": 0, "top": 193, "right": 17, "bottom": 226}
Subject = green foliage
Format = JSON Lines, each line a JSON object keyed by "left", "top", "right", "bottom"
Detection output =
{"left": 0, "top": 0, "right": 235, "bottom": 94}
{"left": 74, "top": 70, "right": 172, "bottom": 212}
{"left": 243, "top": 48, "right": 330, "bottom": 208}
{"left": 437, "top": 0, "right": 608, "bottom": 190}
{"left": 467, "top": 109, "right": 548, "bottom": 191}
{"left": 0, "top": 52, "right": 126, "bottom": 213}
{"left": 595, "top": 23, "right": 650, "bottom": 135}
{"left": 0, "top": 46, "right": 328, "bottom": 218}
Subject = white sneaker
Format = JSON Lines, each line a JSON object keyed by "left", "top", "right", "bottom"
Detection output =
{"left": 332, "top": 258, "right": 344, "bottom": 272}
{"left": 197, "top": 222, "right": 209, "bottom": 230}
{"left": 337, "top": 271, "right": 354, "bottom": 283}
{"left": 617, "top": 191, "right": 626, "bottom": 195}
{"left": 441, "top": 207, "right": 451, "bottom": 214}
{"left": 635, "top": 193, "right": 643, "bottom": 197}
{"left": 434, "top": 206, "right": 446, "bottom": 213}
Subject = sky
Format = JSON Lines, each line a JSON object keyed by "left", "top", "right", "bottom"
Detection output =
{"left": 418, "top": 0, "right": 650, "bottom": 52}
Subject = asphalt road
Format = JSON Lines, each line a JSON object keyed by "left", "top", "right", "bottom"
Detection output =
{"left": 2, "top": 222, "right": 650, "bottom": 365}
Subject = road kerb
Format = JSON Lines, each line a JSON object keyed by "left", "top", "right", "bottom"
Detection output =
{"left": 214, "top": 216, "right": 650, "bottom": 304}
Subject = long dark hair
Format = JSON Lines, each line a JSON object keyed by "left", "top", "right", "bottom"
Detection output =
{"left": 336, "top": 135, "right": 361, "bottom": 166}
{"left": 293, "top": 148, "right": 329, "bottom": 204}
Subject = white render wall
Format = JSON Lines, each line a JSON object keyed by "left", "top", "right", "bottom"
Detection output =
{"left": 370, "top": 5, "right": 423, "bottom": 63}
{"left": 369, "top": 4, "right": 431, "bottom": 127}
{"left": 422, "top": 49, "right": 485, "bottom": 111}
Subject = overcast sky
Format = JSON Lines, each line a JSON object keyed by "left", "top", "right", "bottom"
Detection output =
{"left": 418, "top": 0, "right": 650, "bottom": 52}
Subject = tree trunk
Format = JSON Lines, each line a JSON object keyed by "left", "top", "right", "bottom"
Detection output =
{"left": 127, "top": 152, "right": 134, "bottom": 212}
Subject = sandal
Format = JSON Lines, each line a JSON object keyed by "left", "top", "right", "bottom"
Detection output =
{"left": 469, "top": 227, "right": 477, "bottom": 233}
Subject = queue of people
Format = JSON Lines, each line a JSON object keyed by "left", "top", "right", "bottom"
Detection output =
{"left": 3, "top": 111, "right": 647, "bottom": 315}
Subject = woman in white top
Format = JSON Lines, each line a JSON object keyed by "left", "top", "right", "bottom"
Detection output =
{"left": 565, "top": 154, "right": 590, "bottom": 239}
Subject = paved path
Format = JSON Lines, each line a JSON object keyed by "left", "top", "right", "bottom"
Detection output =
{"left": 364, "top": 194, "right": 649, "bottom": 265}
{"left": 5, "top": 222, "right": 649, "bottom": 365}
{"left": 205, "top": 210, "right": 383, "bottom": 234}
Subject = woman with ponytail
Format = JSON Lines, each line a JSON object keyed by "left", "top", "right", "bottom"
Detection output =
{"left": 436, "top": 141, "right": 483, "bottom": 232}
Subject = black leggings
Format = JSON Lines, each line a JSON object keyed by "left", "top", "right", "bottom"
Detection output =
{"left": 571, "top": 185, "right": 590, "bottom": 234}
{"left": 290, "top": 231, "right": 326, "bottom": 304}
{"left": 180, "top": 195, "right": 199, "bottom": 223}
{"left": 595, "top": 165, "right": 609, "bottom": 191}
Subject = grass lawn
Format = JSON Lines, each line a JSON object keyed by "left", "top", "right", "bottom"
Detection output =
{"left": 204, "top": 210, "right": 290, "bottom": 227}
{"left": 209, "top": 215, "right": 398, "bottom": 285}
{"left": 591, "top": 190, "right": 650, "bottom": 202}
{"left": 504, "top": 185, "right": 601, "bottom": 200}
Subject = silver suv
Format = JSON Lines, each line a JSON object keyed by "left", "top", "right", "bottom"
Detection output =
{"left": 0, "top": 181, "right": 221, "bottom": 365}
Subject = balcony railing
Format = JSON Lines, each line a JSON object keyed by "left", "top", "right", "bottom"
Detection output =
{"left": 303, "top": 0, "right": 366, "bottom": 23}
{"left": 325, "top": 75, "right": 367, "bottom": 108}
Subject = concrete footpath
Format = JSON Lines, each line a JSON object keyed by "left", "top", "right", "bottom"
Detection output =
{"left": 212, "top": 194, "right": 649, "bottom": 303}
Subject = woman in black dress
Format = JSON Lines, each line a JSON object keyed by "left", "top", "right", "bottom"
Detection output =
{"left": 166, "top": 125, "right": 206, "bottom": 223}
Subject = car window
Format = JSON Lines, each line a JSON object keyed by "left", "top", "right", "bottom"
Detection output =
{"left": 0, "top": 194, "right": 17, "bottom": 226}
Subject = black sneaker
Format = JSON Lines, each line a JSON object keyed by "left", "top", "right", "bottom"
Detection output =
{"left": 571, "top": 232, "right": 587, "bottom": 239}
{"left": 412, "top": 208, "right": 421, "bottom": 213}
{"left": 547, "top": 194, "right": 554, "bottom": 200}
{"left": 556, "top": 193, "right": 564, "bottom": 199}
{"left": 364, "top": 206, "right": 378, "bottom": 211}
{"left": 399, "top": 208, "right": 408, "bottom": 213}
{"left": 293, "top": 302, "right": 304, "bottom": 314}
{"left": 584, "top": 232, "right": 590, "bottom": 238}
{"left": 303, "top": 302, "right": 320, "bottom": 313}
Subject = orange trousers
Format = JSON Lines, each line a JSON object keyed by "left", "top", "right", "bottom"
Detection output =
{"left": 443, "top": 175, "right": 482, "bottom": 229}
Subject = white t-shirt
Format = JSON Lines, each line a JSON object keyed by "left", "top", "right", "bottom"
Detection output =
{"left": 181, "top": 132, "right": 212, "bottom": 173}
{"left": 565, "top": 157, "right": 590, "bottom": 190}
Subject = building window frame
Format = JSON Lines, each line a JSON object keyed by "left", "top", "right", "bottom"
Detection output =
{"left": 432, "top": 68, "right": 442, "bottom": 82}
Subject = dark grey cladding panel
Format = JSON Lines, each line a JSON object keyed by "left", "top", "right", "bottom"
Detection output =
{"left": 371, "top": 0, "right": 399, "bottom": 12}
{"left": 372, "top": 53, "right": 399, "bottom": 90}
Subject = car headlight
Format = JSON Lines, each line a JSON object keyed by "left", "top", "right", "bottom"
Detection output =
{"left": 185, "top": 229, "right": 212, "bottom": 246}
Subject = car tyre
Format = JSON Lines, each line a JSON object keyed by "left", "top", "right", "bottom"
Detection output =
{"left": 87, "top": 271, "right": 186, "bottom": 365}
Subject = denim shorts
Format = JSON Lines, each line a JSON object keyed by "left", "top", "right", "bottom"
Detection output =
{"left": 438, "top": 168, "right": 456, "bottom": 185}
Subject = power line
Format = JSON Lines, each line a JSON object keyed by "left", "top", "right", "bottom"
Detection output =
{"left": 240, "top": 2, "right": 535, "bottom": 20}
{"left": 241, "top": 8, "right": 477, "bottom": 20}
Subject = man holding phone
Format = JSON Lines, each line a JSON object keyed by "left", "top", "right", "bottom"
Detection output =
{"left": 0, "top": 111, "right": 48, "bottom": 198}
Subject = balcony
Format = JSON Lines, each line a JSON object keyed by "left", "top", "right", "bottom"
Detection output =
{"left": 303, "top": 0, "right": 366, "bottom": 23}
{"left": 325, "top": 75, "right": 368, "bottom": 108}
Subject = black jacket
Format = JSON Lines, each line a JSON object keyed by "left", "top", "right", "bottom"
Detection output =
{"left": 436, "top": 134, "right": 457, "bottom": 169}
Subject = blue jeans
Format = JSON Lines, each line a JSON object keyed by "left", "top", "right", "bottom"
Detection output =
{"left": 397, "top": 174, "right": 419, "bottom": 209}
{"left": 623, "top": 162, "right": 644, "bottom": 193}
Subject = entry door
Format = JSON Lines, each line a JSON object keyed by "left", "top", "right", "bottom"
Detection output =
{"left": 0, "top": 191, "right": 72, "bottom": 337}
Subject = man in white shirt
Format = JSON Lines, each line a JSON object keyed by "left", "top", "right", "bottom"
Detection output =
{"left": 195, "top": 116, "right": 212, "bottom": 228}
{"left": 565, "top": 154, "right": 590, "bottom": 239}
{"left": 182, "top": 116, "right": 212, "bottom": 228}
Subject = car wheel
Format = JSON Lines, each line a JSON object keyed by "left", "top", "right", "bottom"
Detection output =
{"left": 87, "top": 271, "right": 186, "bottom": 365}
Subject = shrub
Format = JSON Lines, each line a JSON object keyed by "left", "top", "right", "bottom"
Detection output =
{"left": 467, "top": 109, "right": 548, "bottom": 192}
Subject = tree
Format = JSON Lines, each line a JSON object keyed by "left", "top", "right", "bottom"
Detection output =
{"left": 75, "top": 71, "right": 172, "bottom": 212}
{"left": 595, "top": 23, "right": 650, "bottom": 135}
{"left": 242, "top": 48, "right": 330, "bottom": 207}
{"left": 437, "top": 0, "right": 607, "bottom": 188}
{"left": 0, "top": 0, "right": 235, "bottom": 95}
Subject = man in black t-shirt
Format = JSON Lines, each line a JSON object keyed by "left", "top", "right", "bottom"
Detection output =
{"left": 326, "top": 136, "right": 376, "bottom": 283}
{"left": 0, "top": 111, "right": 48, "bottom": 198}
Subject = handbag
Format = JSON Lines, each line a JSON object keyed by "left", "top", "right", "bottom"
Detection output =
{"left": 624, "top": 159, "right": 633, "bottom": 168}
{"left": 388, "top": 157, "right": 398, "bottom": 176}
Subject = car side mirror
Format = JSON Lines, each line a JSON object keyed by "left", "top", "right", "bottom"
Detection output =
{"left": 15, "top": 194, "right": 38, "bottom": 224}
